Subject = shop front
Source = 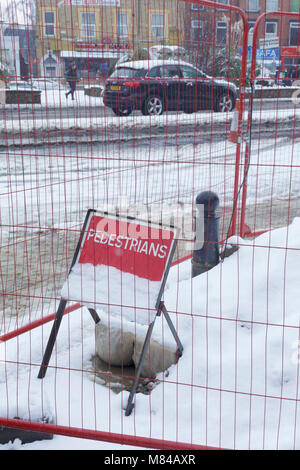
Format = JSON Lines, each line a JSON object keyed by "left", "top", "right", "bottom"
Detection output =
{"left": 61, "top": 45, "right": 131, "bottom": 81}
{"left": 280, "top": 46, "right": 300, "bottom": 83}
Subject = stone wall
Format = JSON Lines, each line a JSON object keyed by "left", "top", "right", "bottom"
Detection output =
{"left": 246, "top": 86, "right": 300, "bottom": 99}
{"left": 5, "top": 90, "right": 41, "bottom": 105}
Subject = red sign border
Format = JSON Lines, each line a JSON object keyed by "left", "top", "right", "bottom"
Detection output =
{"left": 67, "top": 209, "right": 177, "bottom": 310}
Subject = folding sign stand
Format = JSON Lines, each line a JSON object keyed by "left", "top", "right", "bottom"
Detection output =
{"left": 125, "top": 300, "right": 183, "bottom": 417}
{"left": 38, "top": 209, "right": 183, "bottom": 417}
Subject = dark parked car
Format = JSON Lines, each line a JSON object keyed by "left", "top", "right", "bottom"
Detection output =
{"left": 103, "top": 60, "right": 237, "bottom": 116}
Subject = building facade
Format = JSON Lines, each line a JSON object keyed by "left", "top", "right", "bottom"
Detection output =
{"left": 186, "top": 1, "right": 300, "bottom": 47}
{"left": 0, "top": 24, "right": 37, "bottom": 79}
{"left": 36, "top": 0, "right": 185, "bottom": 80}
{"left": 185, "top": 0, "right": 300, "bottom": 74}
{"left": 241, "top": 0, "right": 300, "bottom": 74}
{"left": 36, "top": 0, "right": 300, "bottom": 79}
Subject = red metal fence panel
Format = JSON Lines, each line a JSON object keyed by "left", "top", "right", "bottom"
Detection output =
{"left": 1, "top": 0, "right": 300, "bottom": 451}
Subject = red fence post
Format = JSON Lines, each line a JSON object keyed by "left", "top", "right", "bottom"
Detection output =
{"left": 181, "top": 0, "right": 249, "bottom": 239}
{"left": 239, "top": 10, "right": 300, "bottom": 238}
{"left": 0, "top": 0, "right": 252, "bottom": 450}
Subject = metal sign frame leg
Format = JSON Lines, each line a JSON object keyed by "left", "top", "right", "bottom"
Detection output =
{"left": 125, "top": 301, "right": 183, "bottom": 417}
{"left": 38, "top": 300, "right": 100, "bottom": 379}
{"left": 161, "top": 302, "right": 184, "bottom": 356}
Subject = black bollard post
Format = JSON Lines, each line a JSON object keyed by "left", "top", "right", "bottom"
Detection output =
{"left": 192, "top": 191, "right": 220, "bottom": 278}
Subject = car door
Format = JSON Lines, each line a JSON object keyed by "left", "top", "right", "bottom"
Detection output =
{"left": 179, "top": 65, "right": 198, "bottom": 112}
{"left": 180, "top": 65, "right": 212, "bottom": 111}
{"left": 160, "top": 64, "right": 184, "bottom": 111}
{"left": 146, "top": 65, "right": 163, "bottom": 100}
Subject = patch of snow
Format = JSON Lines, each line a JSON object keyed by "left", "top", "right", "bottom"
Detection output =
{"left": 2, "top": 219, "right": 300, "bottom": 448}
{"left": 61, "top": 263, "right": 161, "bottom": 325}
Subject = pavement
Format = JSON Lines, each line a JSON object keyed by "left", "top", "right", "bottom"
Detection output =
{"left": 0, "top": 89, "right": 299, "bottom": 147}
{"left": 0, "top": 96, "right": 296, "bottom": 122}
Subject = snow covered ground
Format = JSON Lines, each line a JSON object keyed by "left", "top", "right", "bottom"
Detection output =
{"left": 1, "top": 105, "right": 299, "bottom": 136}
{"left": 1, "top": 218, "right": 300, "bottom": 450}
{"left": 1, "top": 133, "right": 299, "bottom": 332}
{"left": 0, "top": 88, "right": 298, "bottom": 137}
{"left": 1, "top": 85, "right": 300, "bottom": 450}
{"left": 1, "top": 136, "right": 299, "bottom": 243}
{"left": 2, "top": 87, "right": 104, "bottom": 111}
{"left": 40, "top": 87, "right": 104, "bottom": 109}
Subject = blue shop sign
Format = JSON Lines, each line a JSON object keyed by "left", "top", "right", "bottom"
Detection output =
{"left": 256, "top": 48, "right": 279, "bottom": 62}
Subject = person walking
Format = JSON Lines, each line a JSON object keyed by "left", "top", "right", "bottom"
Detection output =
{"left": 102, "top": 62, "right": 108, "bottom": 78}
{"left": 65, "top": 60, "right": 78, "bottom": 100}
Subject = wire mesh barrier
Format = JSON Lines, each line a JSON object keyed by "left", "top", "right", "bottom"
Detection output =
{"left": 0, "top": 0, "right": 300, "bottom": 450}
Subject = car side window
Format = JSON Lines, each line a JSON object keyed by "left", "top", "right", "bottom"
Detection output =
{"left": 180, "top": 65, "right": 198, "bottom": 79}
{"left": 147, "top": 66, "right": 161, "bottom": 78}
{"left": 162, "top": 65, "right": 182, "bottom": 79}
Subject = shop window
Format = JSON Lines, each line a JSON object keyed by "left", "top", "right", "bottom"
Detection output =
{"left": 44, "top": 56, "right": 57, "bottom": 77}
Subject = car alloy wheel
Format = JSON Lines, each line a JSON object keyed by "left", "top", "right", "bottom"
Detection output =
{"left": 144, "top": 96, "right": 163, "bottom": 116}
{"left": 216, "top": 93, "right": 234, "bottom": 112}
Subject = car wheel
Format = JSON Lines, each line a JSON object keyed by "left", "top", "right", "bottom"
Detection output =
{"left": 112, "top": 107, "right": 132, "bottom": 117}
{"left": 214, "top": 93, "right": 235, "bottom": 112}
{"left": 142, "top": 96, "right": 164, "bottom": 116}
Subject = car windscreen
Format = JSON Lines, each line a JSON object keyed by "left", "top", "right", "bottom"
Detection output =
{"left": 110, "top": 67, "right": 145, "bottom": 79}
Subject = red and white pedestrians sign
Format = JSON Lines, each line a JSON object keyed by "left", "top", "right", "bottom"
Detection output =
{"left": 78, "top": 212, "right": 175, "bottom": 282}
{"left": 61, "top": 210, "right": 177, "bottom": 325}
{"left": 39, "top": 209, "right": 183, "bottom": 414}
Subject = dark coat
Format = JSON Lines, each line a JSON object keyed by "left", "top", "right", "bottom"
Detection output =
{"left": 66, "top": 66, "right": 78, "bottom": 84}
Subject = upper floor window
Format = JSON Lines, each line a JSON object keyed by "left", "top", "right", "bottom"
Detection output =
{"left": 44, "top": 11, "right": 56, "bottom": 37}
{"left": 248, "top": 20, "right": 256, "bottom": 30}
{"left": 191, "top": 3, "right": 204, "bottom": 10}
{"left": 216, "top": 0, "right": 230, "bottom": 8}
{"left": 245, "top": 0, "right": 259, "bottom": 11}
{"left": 266, "top": 0, "right": 279, "bottom": 11}
{"left": 81, "top": 12, "right": 96, "bottom": 39}
{"left": 216, "top": 21, "right": 227, "bottom": 44}
{"left": 265, "top": 20, "right": 278, "bottom": 37}
{"left": 151, "top": 13, "right": 165, "bottom": 39}
{"left": 118, "top": 12, "right": 128, "bottom": 38}
{"left": 290, "top": 22, "right": 300, "bottom": 46}
{"left": 291, "top": 0, "right": 300, "bottom": 12}
{"left": 191, "top": 19, "right": 204, "bottom": 42}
